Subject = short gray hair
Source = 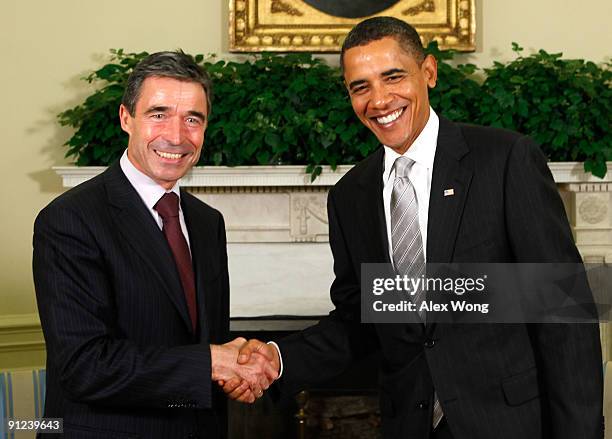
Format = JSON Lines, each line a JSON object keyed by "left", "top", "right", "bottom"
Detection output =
{"left": 122, "top": 50, "right": 212, "bottom": 116}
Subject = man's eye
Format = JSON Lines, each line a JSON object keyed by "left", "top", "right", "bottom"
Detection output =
{"left": 351, "top": 86, "right": 367, "bottom": 95}
{"left": 387, "top": 75, "right": 402, "bottom": 82}
{"left": 151, "top": 114, "right": 165, "bottom": 119}
{"left": 186, "top": 117, "right": 201, "bottom": 125}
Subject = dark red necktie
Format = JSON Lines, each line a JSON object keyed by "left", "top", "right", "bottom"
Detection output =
{"left": 154, "top": 192, "right": 197, "bottom": 332}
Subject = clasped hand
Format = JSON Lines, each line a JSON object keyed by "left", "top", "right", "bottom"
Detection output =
{"left": 211, "top": 337, "right": 280, "bottom": 403}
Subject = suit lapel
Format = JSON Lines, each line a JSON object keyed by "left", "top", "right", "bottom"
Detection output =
{"left": 427, "top": 117, "right": 473, "bottom": 264}
{"left": 426, "top": 117, "right": 472, "bottom": 336}
{"left": 103, "top": 163, "right": 194, "bottom": 333}
{"left": 357, "top": 147, "right": 392, "bottom": 264}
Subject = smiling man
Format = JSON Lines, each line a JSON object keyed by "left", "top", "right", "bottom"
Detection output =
{"left": 341, "top": 35, "right": 436, "bottom": 156}
{"left": 33, "top": 51, "right": 276, "bottom": 439}
{"left": 119, "top": 75, "right": 208, "bottom": 188}
{"left": 232, "top": 17, "right": 603, "bottom": 439}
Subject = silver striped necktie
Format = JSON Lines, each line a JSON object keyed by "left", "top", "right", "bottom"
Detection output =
{"left": 390, "top": 156, "right": 443, "bottom": 429}
{"left": 391, "top": 156, "right": 426, "bottom": 320}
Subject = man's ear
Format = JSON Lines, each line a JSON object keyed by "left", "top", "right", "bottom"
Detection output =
{"left": 119, "top": 104, "right": 133, "bottom": 135}
{"left": 422, "top": 54, "right": 438, "bottom": 89}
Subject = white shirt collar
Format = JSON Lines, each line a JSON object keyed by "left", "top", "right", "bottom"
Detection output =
{"left": 382, "top": 107, "right": 439, "bottom": 181}
{"left": 119, "top": 149, "right": 181, "bottom": 211}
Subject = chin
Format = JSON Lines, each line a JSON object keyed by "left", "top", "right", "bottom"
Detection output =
{"left": 379, "top": 138, "right": 406, "bottom": 150}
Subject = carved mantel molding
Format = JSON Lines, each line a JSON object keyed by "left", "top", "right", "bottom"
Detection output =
{"left": 53, "top": 162, "right": 612, "bottom": 252}
{"left": 53, "top": 162, "right": 612, "bottom": 188}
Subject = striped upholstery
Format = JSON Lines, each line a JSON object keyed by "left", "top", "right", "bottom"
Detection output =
{"left": 0, "top": 369, "right": 45, "bottom": 439}
{"left": 606, "top": 362, "right": 612, "bottom": 439}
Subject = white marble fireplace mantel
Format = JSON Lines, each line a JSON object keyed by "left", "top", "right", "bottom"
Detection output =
{"left": 54, "top": 162, "right": 612, "bottom": 354}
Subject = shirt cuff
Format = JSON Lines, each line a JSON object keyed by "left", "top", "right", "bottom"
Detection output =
{"left": 267, "top": 341, "right": 284, "bottom": 378}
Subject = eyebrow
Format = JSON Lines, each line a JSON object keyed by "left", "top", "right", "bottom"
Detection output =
{"left": 186, "top": 110, "right": 207, "bottom": 122}
{"left": 144, "top": 105, "right": 171, "bottom": 115}
{"left": 348, "top": 68, "right": 408, "bottom": 90}
{"left": 144, "top": 106, "right": 207, "bottom": 122}
{"left": 381, "top": 68, "right": 407, "bottom": 77}
{"left": 348, "top": 79, "right": 367, "bottom": 90}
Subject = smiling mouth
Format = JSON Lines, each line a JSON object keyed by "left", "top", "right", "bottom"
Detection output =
{"left": 373, "top": 107, "right": 404, "bottom": 126}
{"left": 154, "top": 149, "right": 187, "bottom": 160}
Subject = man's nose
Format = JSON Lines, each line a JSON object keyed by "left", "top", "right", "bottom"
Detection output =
{"left": 370, "top": 86, "right": 392, "bottom": 109}
{"left": 164, "top": 116, "right": 185, "bottom": 145}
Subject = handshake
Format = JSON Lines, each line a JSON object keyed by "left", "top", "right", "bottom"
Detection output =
{"left": 210, "top": 337, "right": 280, "bottom": 403}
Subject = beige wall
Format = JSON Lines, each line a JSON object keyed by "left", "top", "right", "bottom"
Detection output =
{"left": 1, "top": 0, "right": 610, "bottom": 320}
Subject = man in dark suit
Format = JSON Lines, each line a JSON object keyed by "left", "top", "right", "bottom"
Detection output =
{"left": 33, "top": 51, "right": 275, "bottom": 439}
{"left": 230, "top": 17, "right": 603, "bottom": 438}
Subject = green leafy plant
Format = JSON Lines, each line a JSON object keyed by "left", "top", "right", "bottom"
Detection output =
{"left": 58, "top": 50, "right": 379, "bottom": 179}
{"left": 425, "top": 43, "right": 481, "bottom": 123}
{"left": 202, "top": 53, "right": 378, "bottom": 179}
{"left": 477, "top": 43, "right": 611, "bottom": 177}
{"left": 59, "top": 49, "right": 149, "bottom": 165}
{"left": 58, "top": 44, "right": 611, "bottom": 178}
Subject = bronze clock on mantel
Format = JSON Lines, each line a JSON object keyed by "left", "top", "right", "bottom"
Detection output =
{"left": 229, "top": 0, "right": 476, "bottom": 52}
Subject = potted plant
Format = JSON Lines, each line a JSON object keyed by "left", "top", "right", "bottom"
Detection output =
{"left": 56, "top": 44, "right": 611, "bottom": 179}
{"left": 476, "top": 43, "right": 611, "bottom": 178}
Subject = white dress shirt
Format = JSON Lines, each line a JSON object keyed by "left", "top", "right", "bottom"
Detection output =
{"left": 382, "top": 108, "right": 439, "bottom": 262}
{"left": 119, "top": 149, "right": 191, "bottom": 250}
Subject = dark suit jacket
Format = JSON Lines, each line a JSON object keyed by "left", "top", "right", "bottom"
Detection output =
{"left": 277, "top": 117, "right": 603, "bottom": 439}
{"left": 33, "top": 162, "right": 229, "bottom": 439}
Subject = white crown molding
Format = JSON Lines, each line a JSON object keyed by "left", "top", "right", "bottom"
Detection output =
{"left": 547, "top": 162, "right": 612, "bottom": 183}
{"left": 53, "top": 162, "right": 612, "bottom": 188}
{"left": 53, "top": 165, "right": 355, "bottom": 188}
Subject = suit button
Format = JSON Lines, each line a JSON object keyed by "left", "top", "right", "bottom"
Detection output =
{"left": 424, "top": 339, "right": 436, "bottom": 348}
{"left": 416, "top": 401, "right": 429, "bottom": 409}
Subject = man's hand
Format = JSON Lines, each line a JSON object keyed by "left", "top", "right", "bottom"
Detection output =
{"left": 217, "top": 338, "right": 281, "bottom": 403}
{"left": 210, "top": 337, "right": 278, "bottom": 403}
{"left": 237, "top": 339, "right": 280, "bottom": 371}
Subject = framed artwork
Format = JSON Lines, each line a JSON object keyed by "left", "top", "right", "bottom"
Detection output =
{"left": 229, "top": 0, "right": 475, "bottom": 52}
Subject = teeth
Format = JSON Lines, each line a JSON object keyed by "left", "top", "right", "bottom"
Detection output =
{"left": 376, "top": 108, "right": 403, "bottom": 125}
{"left": 156, "top": 150, "right": 183, "bottom": 160}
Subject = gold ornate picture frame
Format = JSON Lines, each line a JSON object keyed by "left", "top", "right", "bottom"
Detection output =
{"left": 229, "top": 0, "right": 475, "bottom": 52}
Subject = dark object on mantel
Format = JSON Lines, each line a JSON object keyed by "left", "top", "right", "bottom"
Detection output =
{"left": 228, "top": 325, "right": 381, "bottom": 439}
{"left": 302, "top": 0, "right": 400, "bottom": 18}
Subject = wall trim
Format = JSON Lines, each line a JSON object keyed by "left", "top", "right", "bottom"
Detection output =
{"left": 0, "top": 313, "right": 45, "bottom": 369}
{"left": 0, "top": 313, "right": 41, "bottom": 329}
{"left": 53, "top": 162, "right": 612, "bottom": 188}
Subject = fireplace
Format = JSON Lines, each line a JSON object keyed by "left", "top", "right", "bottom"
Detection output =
{"left": 228, "top": 321, "right": 382, "bottom": 439}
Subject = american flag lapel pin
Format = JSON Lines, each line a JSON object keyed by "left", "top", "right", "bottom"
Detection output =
{"left": 444, "top": 188, "right": 455, "bottom": 197}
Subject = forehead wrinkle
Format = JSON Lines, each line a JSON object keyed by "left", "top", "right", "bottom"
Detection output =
{"left": 175, "top": 80, "right": 208, "bottom": 116}
{"left": 142, "top": 79, "right": 206, "bottom": 117}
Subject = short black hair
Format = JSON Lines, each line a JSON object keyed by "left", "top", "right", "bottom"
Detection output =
{"left": 122, "top": 50, "right": 212, "bottom": 116}
{"left": 340, "top": 16, "right": 425, "bottom": 73}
